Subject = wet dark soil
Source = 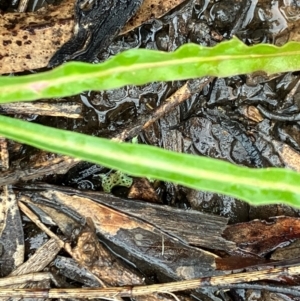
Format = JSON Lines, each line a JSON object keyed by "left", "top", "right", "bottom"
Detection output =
{"left": 3, "top": 0, "right": 300, "bottom": 300}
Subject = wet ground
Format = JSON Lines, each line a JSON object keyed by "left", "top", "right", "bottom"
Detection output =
{"left": 2, "top": 0, "right": 300, "bottom": 300}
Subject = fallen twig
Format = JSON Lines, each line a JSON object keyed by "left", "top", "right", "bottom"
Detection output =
{"left": 113, "top": 77, "right": 214, "bottom": 141}
{"left": 0, "top": 272, "right": 53, "bottom": 287}
{"left": 0, "top": 264, "right": 300, "bottom": 298}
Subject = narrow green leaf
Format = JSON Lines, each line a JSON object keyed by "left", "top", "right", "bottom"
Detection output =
{"left": 1, "top": 37, "right": 300, "bottom": 102}
{"left": 0, "top": 115, "right": 299, "bottom": 207}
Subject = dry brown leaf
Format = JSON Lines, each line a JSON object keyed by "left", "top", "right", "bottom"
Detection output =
{"left": 0, "top": 0, "right": 186, "bottom": 73}
{"left": 0, "top": 0, "right": 74, "bottom": 74}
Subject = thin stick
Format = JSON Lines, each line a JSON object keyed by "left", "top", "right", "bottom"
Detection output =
{"left": 0, "top": 272, "right": 52, "bottom": 287}
{"left": 113, "top": 77, "right": 214, "bottom": 141}
{"left": 142, "top": 77, "right": 214, "bottom": 131}
{"left": 18, "top": 200, "right": 65, "bottom": 244}
{"left": 0, "top": 102, "right": 83, "bottom": 119}
{"left": 0, "top": 265, "right": 300, "bottom": 298}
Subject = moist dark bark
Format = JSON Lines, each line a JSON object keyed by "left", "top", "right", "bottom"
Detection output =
{"left": 49, "top": 0, "right": 144, "bottom": 66}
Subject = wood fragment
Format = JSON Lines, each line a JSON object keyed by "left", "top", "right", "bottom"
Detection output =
{"left": 54, "top": 256, "right": 101, "bottom": 287}
{"left": 0, "top": 101, "right": 83, "bottom": 118}
{"left": 239, "top": 105, "right": 264, "bottom": 123}
{"left": 0, "top": 155, "right": 80, "bottom": 186}
{"left": 73, "top": 218, "right": 144, "bottom": 286}
{"left": 79, "top": 189, "right": 235, "bottom": 252}
{"left": 19, "top": 184, "right": 235, "bottom": 252}
{"left": 10, "top": 238, "right": 62, "bottom": 276}
{"left": 17, "top": 0, "right": 29, "bottom": 13}
{"left": 0, "top": 138, "right": 9, "bottom": 170}
{"left": 0, "top": 185, "right": 24, "bottom": 276}
{"left": 271, "top": 240, "right": 300, "bottom": 261}
{"left": 0, "top": 138, "right": 25, "bottom": 276}
{"left": 206, "top": 283, "right": 300, "bottom": 297}
{"left": 223, "top": 216, "right": 300, "bottom": 256}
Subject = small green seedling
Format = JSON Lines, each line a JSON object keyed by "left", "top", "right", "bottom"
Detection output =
{"left": 99, "top": 170, "right": 133, "bottom": 193}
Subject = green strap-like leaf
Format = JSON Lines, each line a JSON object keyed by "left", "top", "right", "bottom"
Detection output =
{"left": 0, "top": 115, "right": 299, "bottom": 207}
{"left": 1, "top": 37, "right": 300, "bottom": 102}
